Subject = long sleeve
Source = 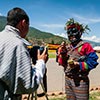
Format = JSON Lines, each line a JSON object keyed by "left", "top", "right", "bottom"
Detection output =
{"left": 79, "top": 52, "right": 98, "bottom": 70}
{"left": 0, "top": 25, "right": 46, "bottom": 94}
{"left": 79, "top": 42, "right": 98, "bottom": 71}
{"left": 32, "top": 60, "right": 46, "bottom": 89}
{"left": 15, "top": 41, "right": 46, "bottom": 94}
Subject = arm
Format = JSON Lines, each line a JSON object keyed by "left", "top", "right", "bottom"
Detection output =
{"left": 79, "top": 43, "right": 98, "bottom": 71}
{"left": 16, "top": 42, "right": 47, "bottom": 93}
{"left": 70, "top": 43, "right": 98, "bottom": 71}
{"left": 32, "top": 59, "right": 46, "bottom": 86}
{"left": 31, "top": 47, "right": 48, "bottom": 90}
{"left": 79, "top": 52, "right": 98, "bottom": 71}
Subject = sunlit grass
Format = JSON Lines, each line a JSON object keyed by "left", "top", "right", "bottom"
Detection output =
{"left": 49, "top": 97, "right": 66, "bottom": 100}
{"left": 48, "top": 53, "right": 56, "bottom": 58}
{"left": 48, "top": 50, "right": 56, "bottom": 58}
{"left": 48, "top": 91, "right": 100, "bottom": 100}
{"left": 89, "top": 91, "right": 100, "bottom": 100}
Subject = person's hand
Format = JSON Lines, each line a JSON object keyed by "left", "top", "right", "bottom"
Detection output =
{"left": 74, "top": 61, "right": 79, "bottom": 66}
{"left": 37, "top": 47, "right": 49, "bottom": 63}
{"left": 68, "top": 59, "right": 79, "bottom": 68}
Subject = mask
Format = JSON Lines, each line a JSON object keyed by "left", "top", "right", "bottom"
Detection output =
{"left": 67, "top": 27, "right": 81, "bottom": 43}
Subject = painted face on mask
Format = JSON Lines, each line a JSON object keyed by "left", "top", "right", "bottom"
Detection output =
{"left": 65, "top": 18, "right": 90, "bottom": 44}
{"left": 67, "top": 27, "right": 81, "bottom": 43}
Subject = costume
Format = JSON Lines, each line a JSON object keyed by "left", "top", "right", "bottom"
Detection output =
{"left": 65, "top": 40, "right": 98, "bottom": 100}
{"left": 0, "top": 25, "right": 46, "bottom": 99}
{"left": 64, "top": 18, "right": 98, "bottom": 100}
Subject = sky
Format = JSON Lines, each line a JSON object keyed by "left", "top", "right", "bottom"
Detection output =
{"left": 0, "top": 0, "right": 100, "bottom": 42}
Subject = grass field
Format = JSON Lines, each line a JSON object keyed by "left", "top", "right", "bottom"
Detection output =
{"left": 48, "top": 91, "right": 100, "bottom": 100}
{"left": 22, "top": 91, "right": 100, "bottom": 100}
{"left": 48, "top": 50, "right": 56, "bottom": 58}
{"left": 89, "top": 91, "right": 100, "bottom": 100}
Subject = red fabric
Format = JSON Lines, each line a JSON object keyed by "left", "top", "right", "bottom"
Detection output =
{"left": 58, "top": 47, "right": 68, "bottom": 67}
{"left": 67, "top": 24, "right": 80, "bottom": 30}
{"left": 77, "top": 42, "right": 94, "bottom": 56}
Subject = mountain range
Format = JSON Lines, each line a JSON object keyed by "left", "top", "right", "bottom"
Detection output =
{"left": 0, "top": 16, "right": 100, "bottom": 47}
{"left": 0, "top": 16, "right": 66, "bottom": 44}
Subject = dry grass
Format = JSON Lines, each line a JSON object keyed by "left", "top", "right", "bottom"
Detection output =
{"left": 22, "top": 90, "right": 100, "bottom": 100}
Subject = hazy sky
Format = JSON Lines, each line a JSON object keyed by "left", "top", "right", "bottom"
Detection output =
{"left": 0, "top": 0, "right": 100, "bottom": 42}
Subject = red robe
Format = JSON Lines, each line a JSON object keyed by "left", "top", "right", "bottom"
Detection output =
{"left": 58, "top": 46, "right": 68, "bottom": 67}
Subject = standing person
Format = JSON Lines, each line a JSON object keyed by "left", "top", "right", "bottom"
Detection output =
{"left": 0, "top": 7, "right": 48, "bottom": 100}
{"left": 56, "top": 46, "right": 59, "bottom": 63}
{"left": 64, "top": 18, "right": 98, "bottom": 100}
{"left": 58, "top": 41, "right": 68, "bottom": 71}
{"left": 29, "top": 45, "right": 48, "bottom": 97}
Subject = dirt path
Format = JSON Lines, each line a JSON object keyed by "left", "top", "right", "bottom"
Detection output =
{"left": 89, "top": 58, "right": 100, "bottom": 90}
{"left": 46, "top": 58, "right": 100, "bottom": 92}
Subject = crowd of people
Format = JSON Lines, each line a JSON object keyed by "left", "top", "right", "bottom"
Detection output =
{"left": 0, "top": 7, "right": 99, "bottom": 100}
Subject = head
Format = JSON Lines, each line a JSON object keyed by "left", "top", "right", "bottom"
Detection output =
{"left": 61, "top": 41, "right": 66, "bottom": 47}
{"left": 65, "top": 18, "right": 90, "bottom": 45}
{"left": 7, "top": 7, "right": 29, "bottom": 38}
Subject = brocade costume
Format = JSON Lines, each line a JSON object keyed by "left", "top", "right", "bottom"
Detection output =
{"left": 65, "top": 40, "right": 98, "bottom": 100}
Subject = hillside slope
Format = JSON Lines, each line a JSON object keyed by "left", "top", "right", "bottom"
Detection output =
{"left": 0, "top": 16, "right": 100, "bottom": 46}
{"left": 0, "top": 16, "right": 66, "bottom": 44}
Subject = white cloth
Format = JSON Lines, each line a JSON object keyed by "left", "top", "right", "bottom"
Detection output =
{"left": 0, "top": 25, "right": 46, "bottom": 94}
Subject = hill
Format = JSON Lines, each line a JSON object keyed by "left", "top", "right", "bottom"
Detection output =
{"left": 28, "top": 27, "right": 67, "bottom": 44}
{"left": 0, "top": 16, "right": 100, "bottom": 46}
{"left": 0, "top": 16, "right": 7, "bottom": 31}
{"left": 0, "top": 16, "right": 66, "bottom": 44}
